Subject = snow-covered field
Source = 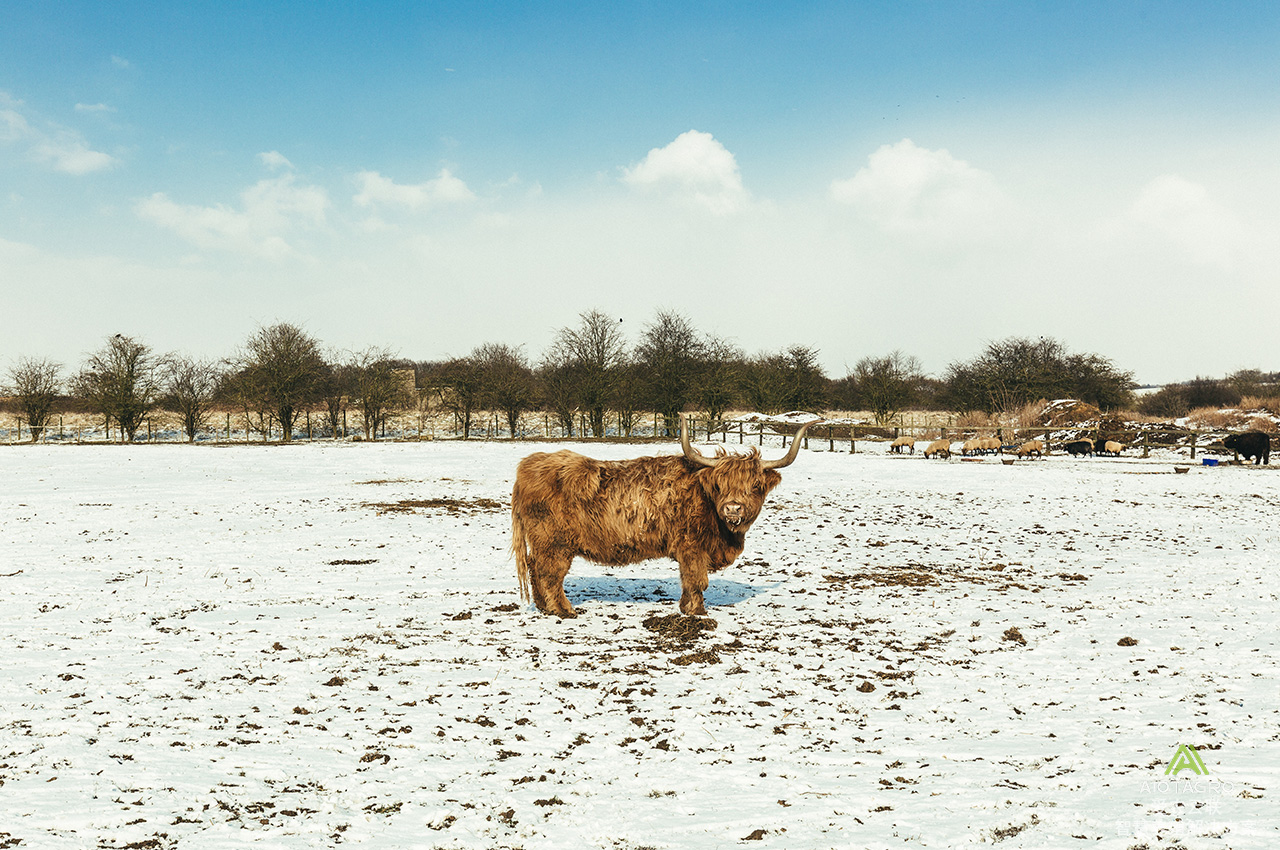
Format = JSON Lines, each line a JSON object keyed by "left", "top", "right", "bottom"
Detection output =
{"left": 1, "top": 439, "right": 1277, "bottom": 849}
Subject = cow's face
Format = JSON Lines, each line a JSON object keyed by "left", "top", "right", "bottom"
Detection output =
{"left": 697, "top": 453, "right": 782, "bottom": 532}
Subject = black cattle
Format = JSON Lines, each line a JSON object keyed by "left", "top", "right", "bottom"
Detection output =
{"left": 1223, "top": 431, "right": 1271, "bottom": 465}
{"left": 1064, "top": 439, "right": 1094, "bottom": 457}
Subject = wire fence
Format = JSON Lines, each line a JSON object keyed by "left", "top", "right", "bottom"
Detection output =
{"left": 2, "top": 410, "right": 1269, "bottom": 460}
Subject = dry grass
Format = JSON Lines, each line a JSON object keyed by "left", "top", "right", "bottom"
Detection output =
{"left": 1185, "top": 407, "right": 1251, "bottom": 430}
{"left": 1246, "top": 416, "right": 1278, "bottom": 433}
{"left": 954, "top": 411, "right": 997, "bottom": 429}
{"left": 1241, "top": 395, "right": 1280, "bottom": 415}
{"left": 1111, "top": 409, "right": 1168, "bottom": 425}
{"left": 1002, "top": 400, "right": 1050, "bottom": 430}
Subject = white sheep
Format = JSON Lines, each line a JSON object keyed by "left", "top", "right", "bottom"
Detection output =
{"left": 1014, "top": 439, "right": 1044, "bottom": 458}
{"left": 924, "top": 439, "right": 952, "bottom": 459}
{"left": 889, "top": 436, "right": 916, "bottom": 454}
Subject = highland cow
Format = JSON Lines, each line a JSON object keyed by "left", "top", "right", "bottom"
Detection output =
{"left": 511, "top": 418, "right": 816, "bottom": 617}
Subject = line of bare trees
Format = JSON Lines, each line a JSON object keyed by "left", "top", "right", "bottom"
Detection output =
{"left": 4, "top": 310, "right": 1192, "bottom": 444}
{"left": 420, "top": 310, "right": 831, "bottom": 439}
{"left": 2, "top": 325, "right": 415, "bottom": 443}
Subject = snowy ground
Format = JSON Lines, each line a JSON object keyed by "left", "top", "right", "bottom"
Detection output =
{"left": 1, "top": 439, "right": 1277, "bottom": 849}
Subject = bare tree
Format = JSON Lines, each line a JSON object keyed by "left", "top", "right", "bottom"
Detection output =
{"left": 945, "top": 336, "right": 1133, "bottom": 414}
{"left": 849, "top": 350, "right": 923, "bottom": 425}
{"left": 610, "top": 359, "right": 645, "bottom": 437}
{"left": 636, "top": 309, "right": 704, "bottom": 435}
{"left": 697, "top": 335, "right": 744, "bottom": 427}
{"left": 429, "top": 356, "right": 485, "bottom": 438}
{"left": 161, "top": 355, "right": 222, "bottom": 441}
{"left": 316, "top": 353, "right": 356, "bottom": 438}
{"left": 234, "top": 323, "right": 326, "bottom": 441}
{"left": 350, "top": 347, "right": 414, "bottom": 439}
{"left": 544, "top": 309, "right": 627, "bottom": 437}
{"left": 6, "top": 357, "right": 61, "bottom": 442}
{"left": 218, "top": 367, "right": 272, "bottom": 439}
{"left": 779, "top": 344, "right": 828, "bottom": 412}
{"left": 72, "top": 335, "right": 161, "bottom": 442}
{"left": 538, "top": 359, "right": 578, "bottom": 436}
{"left": 740, "top": 345, "right": 828, "bottom": 415}
{"left": 740, "top": 351, "right": 790, "bottom": 415}
{"left": 475, "top": 342, "right": 537, "bottom": 437}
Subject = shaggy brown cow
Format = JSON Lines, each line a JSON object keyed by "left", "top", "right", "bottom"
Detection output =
{"left": 511, "top": 418, "right": 816, "bottom": 617}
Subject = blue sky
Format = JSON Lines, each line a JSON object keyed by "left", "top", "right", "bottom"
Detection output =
{"left": 4, "top": 2, "right": 1279, "bottom": 385}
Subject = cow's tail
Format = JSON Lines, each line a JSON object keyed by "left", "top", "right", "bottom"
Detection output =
{"left": 511, "top": 503, "right": 533, "bottom": 604}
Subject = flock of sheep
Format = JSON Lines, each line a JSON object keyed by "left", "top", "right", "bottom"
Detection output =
{"left": 887, "top": 435, "right": 1124, "bottom": 460}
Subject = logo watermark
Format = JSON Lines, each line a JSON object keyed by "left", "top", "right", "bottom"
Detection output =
{"left": 1143, "top": 744, "right": 1233, "bottom": 795}
{"left": 1121, "top": 745, "right": 1237, "bottom": 842}
{"left": 1164, "top": 743, "right": 1209, "bottom": 776}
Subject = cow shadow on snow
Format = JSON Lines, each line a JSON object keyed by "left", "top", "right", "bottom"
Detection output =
{"left": 564, "top": 576, "right": 773, "bottom": 609}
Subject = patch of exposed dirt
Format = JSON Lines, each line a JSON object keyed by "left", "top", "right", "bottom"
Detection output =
{"left": 822, "top": 564, "right": 1046, "bottom": 594}
{"left": 670, "top": 650, "right": 720, "bottom": 666}
{"left": 364, "top": 498, "right": 505, "bottom": 515}
{"left": 642, "top": 614, "right": 717, "bottom": 645}
{"left": 639, "top": 614, "right": 729, "bottom": 664}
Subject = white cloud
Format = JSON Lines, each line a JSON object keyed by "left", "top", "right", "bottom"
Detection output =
{"left": 136, "top": 174, "right": 329, "bottom": 260}
{"left": 1126, "top": 174, "right": 1240, "bottom": 267}
{"left": 111, "top": 55, "right": 131, "bottom": 69}
{"left": 75, "top": 102, "right": 115, "bottom": 114}
{"left": 353, "top": 168, "right": 475, "bottom": 210}
{"left": 0, "top": 106, "right": 31, "bottom": 141}
{"left": 622, "top": 130, "right": 748, "bottom": 214}
{"left": 258, "top": 150, "right": 294, "bottom": 171}
{"left": 830, "top": 138, "right": 1004, "bottom": 237}
{"left": 31, "top": 134, "right": 117, "bottom": 174}
{"left": 0, "top": 92, "right": 117, "bottom": 174}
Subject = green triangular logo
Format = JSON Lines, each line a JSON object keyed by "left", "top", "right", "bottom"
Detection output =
{"left": 1164, "top": 744, "right": 1209, "bottom": 776}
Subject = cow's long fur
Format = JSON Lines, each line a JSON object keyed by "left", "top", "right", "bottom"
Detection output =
{"left": 512, "top": 443, "right": 790, "bottom": 617}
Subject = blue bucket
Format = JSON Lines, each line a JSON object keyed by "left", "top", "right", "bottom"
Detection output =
{"left": 1202, "top": 458, "right": 1218, "bottom": 467}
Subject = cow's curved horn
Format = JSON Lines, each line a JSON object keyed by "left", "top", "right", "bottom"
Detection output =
{"left": 762, "top": 420, "right": 819, "bottom": 470}
{"left": 680, "top": 415, "right": 719, "bottom": 468}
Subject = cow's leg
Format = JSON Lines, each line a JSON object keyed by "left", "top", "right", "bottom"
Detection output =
{"left": 676, "top": 555, "right": 710, "bottom": 616}
{"left": 533, "top": 549, "right": 576, "bottom": 618}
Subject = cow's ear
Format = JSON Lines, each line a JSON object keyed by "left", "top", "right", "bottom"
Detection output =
{"left": 694, "top": 467, "right": 718, "bottom": 496}
{"left": 762, "top": 469, "right": 782, "bottom": 493}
